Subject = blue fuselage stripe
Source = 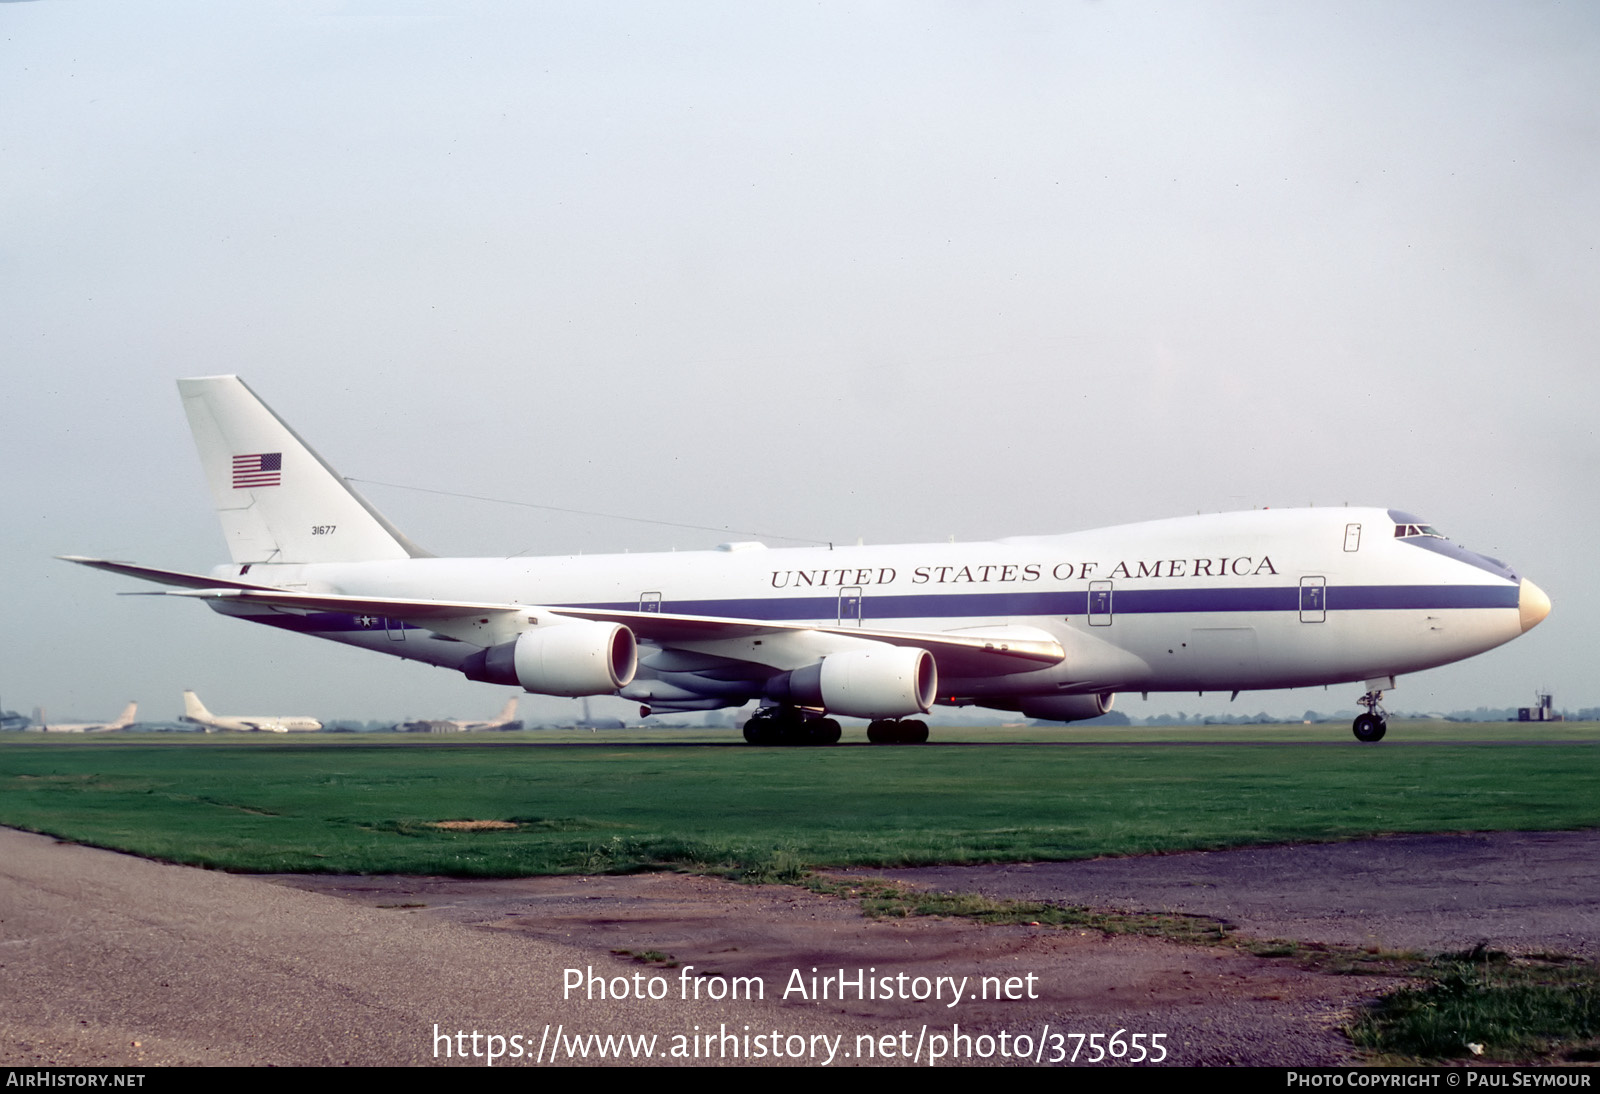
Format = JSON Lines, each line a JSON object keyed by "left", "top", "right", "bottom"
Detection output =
{"left": 249, "top": 583, "right": 1519, "bottom": 633}
{"left": 576, "top": 583, "right": 1518, "bottom": 619}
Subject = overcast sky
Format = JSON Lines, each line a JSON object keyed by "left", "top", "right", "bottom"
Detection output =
{"left": 3, "top": 1, "right": 1594, "bottom": 725}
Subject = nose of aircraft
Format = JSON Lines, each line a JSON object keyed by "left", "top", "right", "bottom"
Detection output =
{"left": 1519, "top": 578, "right": 1552, "bottom": 633}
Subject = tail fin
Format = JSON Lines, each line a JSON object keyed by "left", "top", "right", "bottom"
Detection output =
{"left": 110, "top": 702, "right": 138, "bottom": 728}
{"left": 493, "top": 695, "right": 519, "bottom": 725}
{"left": 182, "top": 691, "right": 210, "bottom": 722}
{"left": 178, "top": 376, "right": 430, "bottom": 564}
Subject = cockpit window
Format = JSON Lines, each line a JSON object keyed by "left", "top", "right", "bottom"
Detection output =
{"left": 1385, "top": 508, "right": 1515, "bottom": 580}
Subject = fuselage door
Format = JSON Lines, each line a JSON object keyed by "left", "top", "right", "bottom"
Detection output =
{"left": 838, "top": 587, "right": 863, "bottom": 626}
{"left": 1343, "top": 523, "right": 1362, "bottom": 552}
{"left": 1299, "top": 576, "right": 1327, "bottom": 623}
{"left": 1088, "top": 580, "right": 1113, "bottom": 626}
{"left": 639, "top": 591, "right": 662, "bottom": 613}
{"left": 385, "top": 616, "right": 406, "bottom": 642}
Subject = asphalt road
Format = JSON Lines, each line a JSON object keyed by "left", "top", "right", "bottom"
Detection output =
{"left": 883, "top": 830, "right": 1600, "bottom": 958}
{"left": 0, "top": 828, "right": 861, "bottom": 1067}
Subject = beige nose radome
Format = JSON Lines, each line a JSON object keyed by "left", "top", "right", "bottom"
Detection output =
{"left": 1519, "top": 579, "right": 1552, "bottom": 633}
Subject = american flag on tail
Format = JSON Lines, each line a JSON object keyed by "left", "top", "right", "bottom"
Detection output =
{"left": 232, "top": 452, "right": 282, "bottom": 488}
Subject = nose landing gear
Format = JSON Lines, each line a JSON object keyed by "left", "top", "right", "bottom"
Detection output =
{"left": 1352, "top": 690, "right": 1388, "bottom": 742}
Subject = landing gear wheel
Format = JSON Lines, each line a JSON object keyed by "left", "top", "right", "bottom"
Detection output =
{"left": 866, "top": 718, "right": 930, "bottom": 744}
{"left": 1352, "top": 713, "right": 1387, "bottom": 743}
{"left": 772, "top": 708, "right": 806, "bottom": 746}
{"left": 807, "top": 718, "right": 842, "bottom": 746}
{"left": 743, "top": 708, "right": 779, "bottom": 745}
{"left": 744, "top": 708, "right": 840, "bottom": 746}
{"left": 1352, "top": 687, "right": 1390, "bottom": 743}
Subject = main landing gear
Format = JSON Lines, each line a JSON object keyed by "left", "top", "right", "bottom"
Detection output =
{"left": 742, "top": 706, "right": 841, "bottom": 747}
{"left": 866, "top": 718, "right": 929, "bottom": 745}
{"left": 1352, "top": 689, "right": 1388, "bottom": 743}
{"left": 740, "top": 707, "right": 933, "bottom": 746}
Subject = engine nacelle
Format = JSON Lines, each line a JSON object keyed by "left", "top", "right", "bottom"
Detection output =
{"left": 460, "top": 622, "right": 637, "bottom": 697}
{"left": 1018, "top": 692, "right": 1115, "bottom": 723}
{"left": 773, "top": 646, "right": 937, "bottom": 719}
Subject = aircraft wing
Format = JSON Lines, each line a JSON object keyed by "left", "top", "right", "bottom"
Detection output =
{"left": 183, "top": 589, "right": 1062, "bottom": 675}
{"left": 58, "top": 557, "right": 288, "bottom": 592}
{"left": 71, "top": 563, "right": 1063, "bottom": 678}
{"left": 160, "top": 586, "right": 525, "bottom": 620}
{"left": 60, "top": 561, "right": 521, "bottom": 619}
{"left": 549, "top": 606, "right": 1064, "bottom": 677}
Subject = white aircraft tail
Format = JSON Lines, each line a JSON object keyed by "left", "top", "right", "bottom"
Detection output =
{"left": 110, "top": 701, "right": 138, "bottom": 729}
{"left": 178, "top": 376, "right": 429, "bottom": 564}
{"left": 181, "top": 690, "right": 211, "bottom": 722}
{"left": 492, "top": 695, "right": 519, "bottom": 725}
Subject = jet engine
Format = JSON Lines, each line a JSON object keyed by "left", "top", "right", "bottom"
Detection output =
{"left": 769, "top": 646, "right": 937, "bottom": 719}
{"left": 1017, "top": 692, "right": 1115, "bottom": 723}
{"left": 460, "top": 622, "right": 637, "bottom": 697}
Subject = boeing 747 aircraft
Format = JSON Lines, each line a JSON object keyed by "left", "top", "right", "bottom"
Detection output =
{"left": 64, "top": 377, "right": 1550, "bottom": 745}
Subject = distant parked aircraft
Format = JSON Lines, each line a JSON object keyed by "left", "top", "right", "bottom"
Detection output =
{"left": 33, "top": 701, "right": 137, "bottom": 733}
{"left": 395, "top": 695, "right": 521, "bottom": 733}
{"left": 180, "top": 690, "right": 321, "bottom": 733}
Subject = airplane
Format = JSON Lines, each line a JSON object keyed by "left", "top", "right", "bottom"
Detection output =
{"left": 33, "top": 701, "right": 138, "bottom": 734}
{"left": 63, "top": 376, "right": 1551, "bottom": 746}
{"left": 395, "top": 695, "right": 522, "bottom": 733}
{"left": 180, "top": 689, "right": 322, "bottom": 733}
{"left": 573, "top": 696, "right": 626, "bottom": 731}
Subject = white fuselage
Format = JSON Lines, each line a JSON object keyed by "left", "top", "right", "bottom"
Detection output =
{"left": 184, "top": 714, "right": 322, "bottom": 733}
{"left": 205, "top": 507, "right": 1536, "bottom": 708}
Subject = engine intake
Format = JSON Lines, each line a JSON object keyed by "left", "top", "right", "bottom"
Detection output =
{"left": 461, "top": 622, "right": 637, "bottom": 697}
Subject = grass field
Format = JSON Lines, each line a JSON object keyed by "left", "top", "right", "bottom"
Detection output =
{"left": 3, "top": 722, "right": 1596, "bottom": 876}
{"left": 6, "top": 723, "right": 1598, "bottom": 1063}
